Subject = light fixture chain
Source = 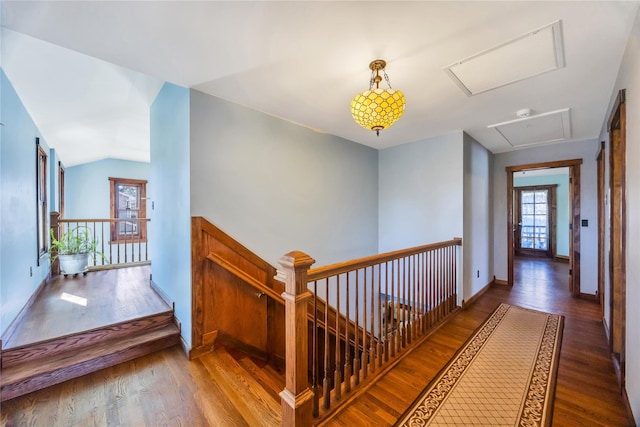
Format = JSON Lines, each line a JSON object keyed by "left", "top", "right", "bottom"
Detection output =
{"left": 369, "top": 69, "right": 376, "bottom": 91}
{"left": 383, "top": 70, "right": 393, "bottom": 89}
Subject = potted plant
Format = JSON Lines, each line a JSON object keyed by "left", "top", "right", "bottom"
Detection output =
{"left": 49, "top": 227, "right": 103, "bottom": 276}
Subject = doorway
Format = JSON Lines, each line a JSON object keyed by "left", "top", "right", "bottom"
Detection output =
{"left": 506, "top": 159, "right": 582, "bottom": 295}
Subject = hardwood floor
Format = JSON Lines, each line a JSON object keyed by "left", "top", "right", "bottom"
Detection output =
{"left": 2, "top": 266, "right": 169, "bottom": 348}
{"left": 2, "top": 258, "right": 634, "bottom": 426}
{"left": 326, "top": 257, "right": 633, "bottom": 426}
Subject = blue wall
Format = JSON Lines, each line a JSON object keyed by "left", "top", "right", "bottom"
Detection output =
{"left": 378, "top": 132, "right": 464, "bottom": 251}
{"left": 149, "top": 83, "right": 191, "bottom": 347}
{"left": 189, "top": 89, "right": 379, "bottom": 267}
{"left": 514, "top": 173, "right": 570, "bottom": 256}
{"left": 0, "top": 69, "right": 51, "bottom": 337}
{"left": 65, "top": 158, "right": 150, "bottom": 219}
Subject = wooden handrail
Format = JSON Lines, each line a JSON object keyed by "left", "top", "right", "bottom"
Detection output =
{"left": 308, "top": 238, "right": 462, "bottom": 281}
{"left": 59, "top": 218, "right": 151, "bottom": 222}
{"left": 206, "top": 252, "right": 285, "bottom": 305}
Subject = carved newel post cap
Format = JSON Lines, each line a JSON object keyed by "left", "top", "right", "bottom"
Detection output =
{"left": 279, "top": 251, "right": 315, "bottom": 269}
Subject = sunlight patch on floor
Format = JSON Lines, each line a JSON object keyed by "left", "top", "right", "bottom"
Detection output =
{"left": 60, "top": 292, "right": 87, "bottom": 306}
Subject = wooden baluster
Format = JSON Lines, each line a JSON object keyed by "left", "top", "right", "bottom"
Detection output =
{"left": 353, "top": 269, "right": 360, "bottom": 386}
{"left": 435, "top": 249, "right": 440, "bottom": 322}
{"left": 409, "top": 255, "right": 415, "bottom": 343}
{"left": 411, "top": 254, "right": 420, "bottom": 341}
{"left": 438, "top": 248, "right": 445, "bottom": 320}
{"left": 422, "top": 251, "right": 427, "bottom": 333}
{"left": 448, "top": 245, "right": 453, "bottom": 312}
{"left": 369, "top": 266, "right": 375, "bottom": 372}
{"left": 139, "top": 219, "right": 142, "bottom": 262}
{"left": 334, "top": 275, "right": 342, "bottom": 402}
{"left": 430, "top": 250, "right": 435, "bottom": 327}
{"left": 418, "top": 252, "right": 425, "bottom": 335}
{"left": 401, "top": 257, "right": 407, "bottom": 349}
{"left": 312, "top": 280, "right": 319, "bottom": 417}
{"left": 392, "top": 259, "right": 399, "bottom": 356}
{"left": 344, "top": 273, "right": 351, "bottom": 394}
{"left": 125, "top": 219, "right": 129, "bottom": 263}
{"left": 50, "top": 212, "right": 61, "bottom": 275}
{"left": 102, "top": 221, "right": 113, "bottom": 264}
{"left": 377, "top": 263, "right": 382, "bottom": 368}
{"left": 117, "top": 220, "right": 121, "bottom": 264}
{"left": 454, "top": 244, "right": 459, "bottom": 308}
{"left": 323, "top": 281, "right": 330, "bottom": 409}
{"left": 361, "top": 268, "right": 368, "bottom": 380}
{"left": 383, "top": 262, "right": 389, "bottom": 363}
{"left": 278, "top": 251, "right": 315, "bottom": 427}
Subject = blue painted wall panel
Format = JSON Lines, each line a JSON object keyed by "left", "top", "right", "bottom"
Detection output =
{"left": 149, "top": 83, "right": 191, "bottom": 347}
{"left": 0, "top": 69, "right": 51, "bottom": 336}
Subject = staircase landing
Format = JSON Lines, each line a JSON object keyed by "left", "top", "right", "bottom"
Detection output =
{"left": 1, "top": 266, "right": 180, "bottom": 402}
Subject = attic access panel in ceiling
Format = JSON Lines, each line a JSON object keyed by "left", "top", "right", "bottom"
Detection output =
{"left": 488, "top": 108, "right": 571, "bottom": 148}
{"left": 444, "top": 20, "right": 565, "bottom": 96}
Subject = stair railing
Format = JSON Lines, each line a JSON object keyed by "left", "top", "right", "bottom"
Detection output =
{"left": 50, "top": 211, "right": 150, "bottom": 274}
{"left": 278, "top": 238, "right": 462, "bottom": 425}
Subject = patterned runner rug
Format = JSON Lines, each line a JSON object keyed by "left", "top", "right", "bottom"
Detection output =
{"left": 395, "top": 303, "right": 564, "bottom": 427}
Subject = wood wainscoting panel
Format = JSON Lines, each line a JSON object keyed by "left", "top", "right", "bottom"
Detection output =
{"left": 191, "top": 217, "right": 285, "bottom": 362}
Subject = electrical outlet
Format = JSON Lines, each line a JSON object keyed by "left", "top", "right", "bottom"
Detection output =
{"left": 476, "top": 270, "right": 479, "bottom": 278}
{"left": 30, "top": 266, "right": 33, "bottom": 277}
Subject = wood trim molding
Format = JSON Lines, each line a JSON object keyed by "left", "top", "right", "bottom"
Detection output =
{"left": 493, "top": 278, "right": 509, "bottom": 286}
{"left": 608, "top": 88, "right": 626, "bottom": 389}
{"left": 0, "top": 274, "right": 49, "bottom": 346}
{"left": 150, "top": 279, "right": 173, "bottom": 308}
{"left": 461, "top": 281, "right": 492, "bottom": 310}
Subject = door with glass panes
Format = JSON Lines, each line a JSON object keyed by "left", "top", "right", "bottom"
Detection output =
{"left": 515, "top": 185, "right": 556, "bottom": 257}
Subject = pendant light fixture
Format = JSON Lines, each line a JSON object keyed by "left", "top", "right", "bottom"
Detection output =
{"left": 351, "top": 59, "right": 406, "bottom": 136}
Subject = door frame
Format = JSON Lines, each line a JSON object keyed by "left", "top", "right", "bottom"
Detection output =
{"left": 596, "top": 141, "right": 605, "bottom": 315}
{"left": 506, "top": 159, "right": 582, "bottom": 295}
{"left": 607, "top": 89, "right": 626, "bottom": 388}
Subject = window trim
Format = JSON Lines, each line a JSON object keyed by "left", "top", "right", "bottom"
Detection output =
{"left": 36, "top": 138, "right": 48, "bottom": 264}
{"left": 58, "top": 161, "right": 65, "bottom": 217}
{"left": 109, "top": 177, "right": 147, "bottom": 243}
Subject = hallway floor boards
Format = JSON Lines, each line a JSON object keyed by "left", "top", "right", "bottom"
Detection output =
{"left": 1, "top": 258, "right": 634, "bottom": 426}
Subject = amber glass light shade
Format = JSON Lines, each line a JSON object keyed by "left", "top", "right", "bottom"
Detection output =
{"left": 351, "top": 88, "right": 406, "bottom": 133}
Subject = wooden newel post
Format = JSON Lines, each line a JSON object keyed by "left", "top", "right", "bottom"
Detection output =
{"left": 278, "top": 250, "right": 315, "bottom": 427}
{"left": 50, "top": 211, "right": 61, "bottom": 275}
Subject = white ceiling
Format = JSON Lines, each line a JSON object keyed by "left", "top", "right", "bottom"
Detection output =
{"left": 1, "top": 1, "right": 638, "bottom": 166}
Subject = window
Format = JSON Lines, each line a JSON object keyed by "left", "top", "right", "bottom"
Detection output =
{"left": 36, "top": 139, "right": 48, "bottom": 262}
{"left": 109, "top": 177, "right": 147, "bottom": 242}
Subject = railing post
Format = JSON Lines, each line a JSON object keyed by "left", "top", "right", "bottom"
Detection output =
{"left": 50, "top": 211, "right": 61, "bottom": 275}
{"left": 279, "top": 251, "right": 315, "bottom": 427}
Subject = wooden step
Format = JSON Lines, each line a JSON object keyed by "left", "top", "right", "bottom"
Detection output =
{"left": 236, "top": 355, "right": 286, "bottom": 402}
{"left": 1, "top": 310, "right": 175, "bottom": 368}
{"left": 1, "top": 322, "right": 180, "bottom": 402}
{"left": 199, "top": 348, "right": 282, "bottom": 426}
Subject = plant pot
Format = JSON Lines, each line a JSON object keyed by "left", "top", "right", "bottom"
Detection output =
{"left": 59, "top": 253, "right": 90, "bottom": 275}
